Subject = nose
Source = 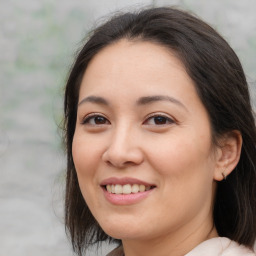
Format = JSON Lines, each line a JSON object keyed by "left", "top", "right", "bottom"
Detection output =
{"left": 102, "top": 125, "right": 144, "bottom": 169}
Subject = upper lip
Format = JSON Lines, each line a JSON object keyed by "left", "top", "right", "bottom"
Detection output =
{"left": 100, "top": 177, "right": 156, "bottom": 187}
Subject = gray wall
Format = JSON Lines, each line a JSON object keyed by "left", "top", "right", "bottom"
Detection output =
{"left": 0, "top": 1, "right": 255, "bottom": 255}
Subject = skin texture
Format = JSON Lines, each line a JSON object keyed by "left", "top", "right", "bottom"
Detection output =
{"left": 72, "top": 40, "right": 241, "bottom": 256}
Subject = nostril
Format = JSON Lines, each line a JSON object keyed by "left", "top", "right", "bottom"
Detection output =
{"left": 123, "top": 161, "right": 137, "bottom": 166}
{"left": 105, "top": 159, "right": 137, "bottom": 168}
{"left": 106, "top": 160, "right": 113, "bottom": 167}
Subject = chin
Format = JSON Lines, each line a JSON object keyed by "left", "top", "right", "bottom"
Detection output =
{"left": 100, "top": 219, "right": 145, "bottom": 240}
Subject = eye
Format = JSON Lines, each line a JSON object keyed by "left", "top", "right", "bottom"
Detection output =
{"left": 144, "top": 114, "right": 175, "bottom": 126}
{"left": 82, "top": 114, "right": 110, "bottom": 125}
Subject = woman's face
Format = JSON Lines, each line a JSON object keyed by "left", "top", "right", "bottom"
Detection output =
{"left": 72, "top": 40, "right": 219, "bottom": 242}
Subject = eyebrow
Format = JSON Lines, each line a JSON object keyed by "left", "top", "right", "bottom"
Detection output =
{"left": 78, "top": 96, "right": 109, "bottom": 106}
{"left": 78, "top": 94, "right": 187, "bottom": 111}
{"left": 137, "top": 95, "right": 188, "bottom": 111}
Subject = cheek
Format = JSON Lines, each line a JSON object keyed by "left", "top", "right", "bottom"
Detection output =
{"left": 146, "top": 136, "right": 215, "bottom": 226}
{"left": 147, "top": 130, "right": 215, "bottom": 197}
{"left": 72, "top": 133, "right": 101, "bottom": 197}
{"left": 72, "top": 133, "right": 101, "bottom": 173}
{"left": 149, "top": 137, "right": 212, "bottom": 173}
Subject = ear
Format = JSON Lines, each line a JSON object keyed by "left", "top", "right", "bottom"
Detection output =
{"left": 213, "top": 130, "right": 242, "bottom": 181}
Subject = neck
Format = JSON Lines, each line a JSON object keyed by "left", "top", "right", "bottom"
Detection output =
{"left": 122, "top": 218, "right": 218, "bottom": 256}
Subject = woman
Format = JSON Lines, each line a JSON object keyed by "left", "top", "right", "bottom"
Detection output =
{"left": 63, "top": 7, "right": 256, "bottom": 256}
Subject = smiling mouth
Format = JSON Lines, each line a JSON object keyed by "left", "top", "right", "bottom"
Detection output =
{"left": 103, "top": 184, "right": 156, "bottom": 194}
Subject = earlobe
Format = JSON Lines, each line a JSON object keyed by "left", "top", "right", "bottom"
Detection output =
{"left": 213, "top": 130, "right": 242, "bottom": 181}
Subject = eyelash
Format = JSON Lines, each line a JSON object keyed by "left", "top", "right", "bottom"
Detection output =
{"left": 81, "top": 113, "right": 175, "bottom": 126}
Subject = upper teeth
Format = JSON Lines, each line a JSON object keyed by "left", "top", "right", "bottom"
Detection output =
{"left": 106, "top": 184, "right": 151, "bottom": 194}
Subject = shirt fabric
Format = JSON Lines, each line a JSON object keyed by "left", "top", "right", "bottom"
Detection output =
{"left": 106, "top": 237, "right": 256, "bottom": 256}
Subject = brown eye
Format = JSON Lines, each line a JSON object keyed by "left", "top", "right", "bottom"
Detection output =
{"left": 154, "top": 116, "right": 168, "bottom": 125}
{"left": 82, "top": 115, "right": 110, "bottom": 125}
{"left": 94, "top": 116, "right": 107, "bottom": 124}
{"left": 144, "top": 115, "right": 174, "bottom": 125}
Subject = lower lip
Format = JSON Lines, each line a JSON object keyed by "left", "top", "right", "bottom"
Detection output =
{"left": 102, "top": 187, "right": 155, "bottom": 205}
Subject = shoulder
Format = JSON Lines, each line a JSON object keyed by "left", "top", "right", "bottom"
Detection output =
{"left": 186, "top": 237, "right": 256, "bottom": 256}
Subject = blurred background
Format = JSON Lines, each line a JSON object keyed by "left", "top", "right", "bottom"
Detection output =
{"left": 0, "top": 0, "right": 255, "bottom": 255}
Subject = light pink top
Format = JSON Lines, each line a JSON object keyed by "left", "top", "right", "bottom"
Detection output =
{"left": 186, "top": 237, "right": 255, "bottom": 256}
{"left": 107, "top": 237, "right": 256, "bottom": 256}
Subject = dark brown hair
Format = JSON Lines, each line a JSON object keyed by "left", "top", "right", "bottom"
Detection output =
{"left": 63, "top": 7, "right": 256, "bottom": 255}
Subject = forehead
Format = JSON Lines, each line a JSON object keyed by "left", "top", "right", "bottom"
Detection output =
{"left": 79, "top": 39, "right": 196, "bottom": 99}
{"left": 86, "top": 39, "right": 185, "bottom": 76}
{"left": 87, "top": 39, "right": 182, "bottom": 67}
